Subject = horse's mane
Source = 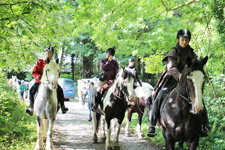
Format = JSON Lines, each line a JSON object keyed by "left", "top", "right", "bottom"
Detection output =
{"left": 112, "top": 67, "right": 136, "bottom": 91}
{"left": 41, "top": 60, "right": 59, "bottom": 83}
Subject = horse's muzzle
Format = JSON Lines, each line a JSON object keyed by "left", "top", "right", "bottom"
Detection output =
{"left": 51, "top": 81, "right": 58, "bottom": 89}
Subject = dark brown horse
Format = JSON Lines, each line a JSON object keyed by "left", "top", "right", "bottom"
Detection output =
{"left": 125, "top": 82, "right": 153, "bottom": 139}
{"left": 159, "top": 56, "right": 208, "bottom": 150}
{"left": 92, "top": 67, "right": 136, "bottom": 150}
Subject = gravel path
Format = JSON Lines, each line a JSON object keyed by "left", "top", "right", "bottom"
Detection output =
{"left": 53, "top": 101, "right": 160, "bottom": 150}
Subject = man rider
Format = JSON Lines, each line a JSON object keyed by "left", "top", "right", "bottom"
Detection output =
{"left": 92, "top": 48, "right": 119, "bottom": 114}
{"left": 147, "top": 29, "right": 210, "bottom": 137}
{"left": 25, "top": 46, "right": 68, "bottom": 116}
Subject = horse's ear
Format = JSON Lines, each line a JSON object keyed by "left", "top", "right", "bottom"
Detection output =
{"left": 46, "top": 58, "right": 51, "bottom": 64}
{"left": 56, "top": 58, "right": 59, "bottom": 64}
{"left": 186, "top": 57, "right": 192, "bottom": 68}
{"left": 201, "top": 56, "right": 208, "bottom": 66}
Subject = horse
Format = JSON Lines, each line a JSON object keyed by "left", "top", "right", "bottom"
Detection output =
{"left": 125, "top": 82, "right": 153, "bottom": 139}
{"left": 34, "top": 58, "right": 59, "bottom": 150}
{"left": 158, "top": 56, "right": 208, "bottom": 150}
{"left": 11, "top": 75, "right": 20, "bottom": 92}
{"left": 91, "top": 67, "right": 137, "bottom": 150}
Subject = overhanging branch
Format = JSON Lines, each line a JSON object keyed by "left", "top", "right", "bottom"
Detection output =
{"left": 160, "top": 0, "right": 200, "bottom": 11}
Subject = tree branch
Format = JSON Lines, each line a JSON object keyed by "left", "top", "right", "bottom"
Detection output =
{"left": 111, "top": 0, "right": 127, "bottom": 15}
{"left": 161, "top": 0, "right": 200, "bottom": 11}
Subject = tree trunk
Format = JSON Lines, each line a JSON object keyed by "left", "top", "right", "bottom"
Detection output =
{"left": 59, "top": 47, "right": 65, "bottom": 70}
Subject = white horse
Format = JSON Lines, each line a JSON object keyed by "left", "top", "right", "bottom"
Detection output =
{"left": 125, "top": 82, "right": 153, "bottom": 139}
{"left": 34, "top": 58, "right": 59, "bottom": 150}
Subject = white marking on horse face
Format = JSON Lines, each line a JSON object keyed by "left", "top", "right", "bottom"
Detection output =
{"left": 125, "top": 77, "right": 135, "bottom": 100}
{"left": 189, "top": 70, "right": 204, "bottom": 113}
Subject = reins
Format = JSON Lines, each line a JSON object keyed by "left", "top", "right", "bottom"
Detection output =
{"left": 175, "top": 88, "right": 192, "bottom": 105}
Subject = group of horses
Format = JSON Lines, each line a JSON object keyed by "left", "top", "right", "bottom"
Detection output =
{"left": 29, "top": 56, "right": 208, "bottom": 150}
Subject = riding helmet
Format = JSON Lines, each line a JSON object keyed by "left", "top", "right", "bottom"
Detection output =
{"left": 129, "top": 58, "right": 135, "bottom": 62}
{"left": 177, "top": 29, "right": 191, "bottom": 40}
{"left": 106, "top": 48, "right": 115, "bottom": 56}
{"left": 44, "top": 46, "right": 54, "bottom": 53}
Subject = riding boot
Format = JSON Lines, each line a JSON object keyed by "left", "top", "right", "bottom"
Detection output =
{"left": 201, "top": 103, "right": 210, "bottom": 137}
{"left": 92, "top": 92, "right": 104, "bottom": 115}
{"left": 25, "top": 95, "right": 34, "bottom": 116}
{"left": 147, "top": 90, "right": 167, "bottom": 137}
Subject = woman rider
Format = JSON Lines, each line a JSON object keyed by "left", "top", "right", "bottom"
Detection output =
{"left": 25, "top": 46, "right": 68, "bottom": 116}
{"left": 147, "top": 29, "right": 210, "bottom": 137}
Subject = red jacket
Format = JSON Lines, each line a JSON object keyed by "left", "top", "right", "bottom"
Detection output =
{"left": 32, "top": 59, "right": 60, "bottom": 83}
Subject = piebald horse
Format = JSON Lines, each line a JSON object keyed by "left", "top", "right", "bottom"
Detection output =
{"left": 159, "top": 56, "right": 208, "bottom": 150}
{"left": 92, "top": 67, "right": 136, "bottom": 150}
{"left": 34, "top": 58, "right": 59, "bottom": 150}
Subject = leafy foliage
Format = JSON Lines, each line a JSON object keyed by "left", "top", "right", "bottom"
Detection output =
{"left": 0, "top": 73, "right": 36, "bottom": 149}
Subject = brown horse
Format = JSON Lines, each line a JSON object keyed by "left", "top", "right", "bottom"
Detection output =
{"left": 159, "top": 56, "right": 208, "bottom": 150}
{"left": 125, "top": 82, "right": 153, "bottom": 139}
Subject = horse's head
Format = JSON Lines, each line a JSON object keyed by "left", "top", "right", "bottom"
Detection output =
{"left": 117, "top": 67, "right": 136, "bottom": 102}
{"left": 179, "top": 56, "right": 208, "bottom": 114}
{"left": 41, "top": 58, "right": 59, "bottom": 90}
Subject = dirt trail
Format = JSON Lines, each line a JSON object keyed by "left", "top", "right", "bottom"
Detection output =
{"left": 53, "top": 101, "right": 159, "bottom": 150}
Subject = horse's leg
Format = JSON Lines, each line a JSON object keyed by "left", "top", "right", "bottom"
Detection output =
{"left": 178, "top": 140, "right": 184, "bottom": 150}
{"left": 100, "top": 117, "right": 106, "bottom": 143}
{"left": 92, "top": 111, "right": 98, "bottom": 144}
{"left": 136, "top": 112, "right": 143, "bottom": 139}
{"left": 125, "top": 109, "right": 132, "bottom": 137}
{"left": 187, "top": 139, "right": 199, "bottom": 150}
{"left": 46, "top": 117, "right": 55, "bottom": 150}
{"left": 163, "top": 132, "right": 175, "bottom": 150}
{"left": 105, "top": 119, "right": 112, "bottom": 150}
{"left": 113, "top": 121, "right": 122, "bottom": 149}
{"left": 35, "top": 117, "right": 43, "bottom": 150}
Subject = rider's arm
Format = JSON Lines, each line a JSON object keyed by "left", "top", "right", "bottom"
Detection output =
{"left": 166, "top": 56, "right": 181, "bottom": 81}
{"left": 32, "top": 65, "right": 42, "bottom": 82}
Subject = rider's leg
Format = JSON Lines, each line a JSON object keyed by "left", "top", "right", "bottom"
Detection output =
{"left": 92, "top": 80, "right": 105, "bottom": 111}
{"left": 25, "top": 83, "right": 39, "bottom": 116}
{"left": 57, "top": 85, "right": 68, "bottom": 114}
{"left": 201, "top": 101, "right": 210, "bottom": 137}
{"left": 147, "top": 89, "right": 168, "bottom": 137}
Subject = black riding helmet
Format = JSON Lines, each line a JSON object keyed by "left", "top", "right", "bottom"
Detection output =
{"left": 129, "top": 58, "right": 135, "bottom": 62}
{"left": 177, "top": 29, "right": 191, "bottom": 40}
{"left": 44, "top": 46, "right": 54, "bottom": 53}
{"left": 106, "top": 48, "right": 115, "bottom": 56}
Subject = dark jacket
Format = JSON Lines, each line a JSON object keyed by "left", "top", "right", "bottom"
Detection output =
{"left": 152, "top": 43, "right": 197, "bottom": 101}
{"left": 100, "top": 58, "right": 119, "bottom": 81}
{"left": 128, "top": 65, "right": 142, "bottom": 86}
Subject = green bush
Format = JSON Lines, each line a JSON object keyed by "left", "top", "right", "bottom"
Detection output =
{"left": 0, "top": 75, "right": 36, "bottom": 149}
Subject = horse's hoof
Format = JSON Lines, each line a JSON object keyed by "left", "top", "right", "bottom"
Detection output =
{"left": 106, "top": 146, "right": 113, "bottom": 150}
{"left": 100, "top": 137, "right": 106, "bottom": 143}
{"left": 114, "top": 145, "right": 120, "bottom": 150}
{"left": 92, "top": 139, "right": 98, "bottom": 144}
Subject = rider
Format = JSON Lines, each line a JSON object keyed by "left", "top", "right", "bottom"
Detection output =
{"left": 128, "top": 58, "right": 142, "bottom": 87}
{"left": 147, "top": 29, "right": 210, "bottom": 137}
{"left": 92, "top": 48, "right": 119, "bottom": 114}
{"left": 25, "top": 46, "right": 68, "bottom": 116}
